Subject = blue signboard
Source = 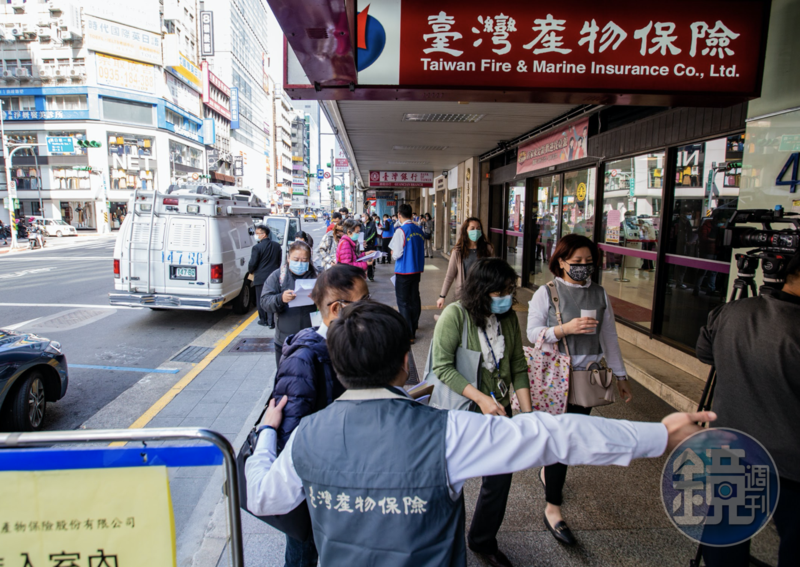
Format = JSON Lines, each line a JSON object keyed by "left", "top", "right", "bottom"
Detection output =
{"left": 317, "top": 168, "right": 324, "bottom": 180}
{"left": 2, "top": 110, "right": 89, "bottom": 121}
{"left": 46, "top": 136, "right": 75, "bottom": 154}
{"left": 230, "top": 87, "right": 239, "bottom": 130}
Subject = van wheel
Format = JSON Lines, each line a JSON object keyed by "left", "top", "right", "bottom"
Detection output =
{"left": 56, "top": 231, "right": 63, "bottom": 237}
{"left": 10, "top": 371, "right": 47, "bottom": 431}
{"left": 231, "top": 283, "right": 252, "bottom": 314}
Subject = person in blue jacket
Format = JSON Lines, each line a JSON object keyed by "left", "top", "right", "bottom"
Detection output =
{"left": 270, "top": 263, "right": 370, "bottom": 567}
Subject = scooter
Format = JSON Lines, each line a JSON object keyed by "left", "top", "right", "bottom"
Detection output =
{"left": 28, "top": 230, "right": 46, "bottom": 250}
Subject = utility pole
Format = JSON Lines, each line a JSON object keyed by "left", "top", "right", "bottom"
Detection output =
{"left": 0, "top": 99, "right": 19, "bottom": 250}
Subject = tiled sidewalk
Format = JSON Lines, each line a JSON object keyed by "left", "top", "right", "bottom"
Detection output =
{"left": 159, "top": 253, "right": 779, "bottom": 566}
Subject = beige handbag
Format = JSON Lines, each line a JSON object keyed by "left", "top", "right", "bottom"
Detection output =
{"left": 547, "top": 281, "right": 616, "bottom": 408}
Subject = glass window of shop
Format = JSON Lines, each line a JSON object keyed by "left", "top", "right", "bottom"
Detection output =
{"left": 0, "top": 96, "right": 35, "bottom": 111}
{"left": 107, "top": 133, "right": 156, "bottom": 191}
{"left": 599, "top": 153, "right": 664, "bottom": 329}
{"left": 505, "top": 181, "right": 525, "bottom": 276}
{"left": 61, "top": 201, "right": 96, "bottom": 229}
{"left": 660, "top": 135, "right": 743, "bottom": 347}
{"left": 46, "top": 95, "right": 88, "bottom": 111}
{"left": 0, "top": 132, "right": 40, "bottom": 190}
{"left": 448, "top": 188, "right": 461, "bottom": 250}
{"left": 530, "top": 175, "right": 561, "bottom": 287}
{"left": 169, "top": 140, "right": 203, "bottom": 169}
{"left": 109, "top": 202, "right": 128, "bottom": 230}
{"left": 102, "top": 98, "right": 154, "bottom": 126}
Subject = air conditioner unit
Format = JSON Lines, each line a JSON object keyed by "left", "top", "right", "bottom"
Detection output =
{"left": 38, "top": 27, "right": 51, "bottom": 40}
{"left": 39, "top": 66, "right": 53, "bottom": 78}
{"left": 54, "top": 68, "right": 68, "bottom": 80}
{"left": 49, "top": 3, "right": 63, "bottom": 13}
{"left": 69, "top": 68, "right": 85, "bottom": 79}
{"left": 11, "top": 0, "right": 26, "bottom": 13}
{"left": 11, "top": 28, "right": 23, "bottom": 38}
{"left": 57, "top": 19, "right": 67, "bottom": 30}
{"left": 2, "top": 70, "right": 15, "bottom": 79}
{"left": 15, "top": 68, "right": 30, "bottom": 78}
{"left": 22, "top": 26, "right": 37, "bottom": 39}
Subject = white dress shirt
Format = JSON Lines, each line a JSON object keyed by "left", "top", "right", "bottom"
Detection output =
{"left": 245, "top": 389, "right": 666, "bottom": 516}
{"left": 527, "top": 277, "right": 628, "bottom": 377}
{"left": 389, "top": 220, "right": 414, "bottom": 261}
{"left": 316, "top": 322, "right": 328, "bottom": 339}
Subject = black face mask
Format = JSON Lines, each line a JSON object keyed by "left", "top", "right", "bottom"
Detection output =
{"left": 564, "top": 263, "right": 595, "bottom": 282}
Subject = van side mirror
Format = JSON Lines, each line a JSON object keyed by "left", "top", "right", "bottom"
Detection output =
{"left": 248, "top": 227, "right": 255, "bottom": 235}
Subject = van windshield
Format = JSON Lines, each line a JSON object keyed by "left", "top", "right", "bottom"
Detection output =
{"left": 267, "top": 218, "right": 287, "bottom": 244}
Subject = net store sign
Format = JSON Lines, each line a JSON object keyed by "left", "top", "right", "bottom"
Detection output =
{"left": 357, "top": 0, "right": 769, "bottom": 97}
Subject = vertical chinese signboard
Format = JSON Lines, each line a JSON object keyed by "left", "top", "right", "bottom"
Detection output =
{"left": 355, "top": 0, "right": 769, "bottom": 98}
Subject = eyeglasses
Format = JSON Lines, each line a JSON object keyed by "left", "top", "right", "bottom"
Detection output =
{"left": 326, "top": 293, "right": 370, "bottom": 307}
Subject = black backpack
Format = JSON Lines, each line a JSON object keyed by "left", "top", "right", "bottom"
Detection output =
{"left": 235, "top": 347, "right": 327, "bottom": 542}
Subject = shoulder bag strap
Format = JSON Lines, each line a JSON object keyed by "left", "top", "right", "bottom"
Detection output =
{"left": 457, "top": 302, "right": 470, "bottom": 349}
{"left": 547, "top": 281, "right": 572, "bottom": 359}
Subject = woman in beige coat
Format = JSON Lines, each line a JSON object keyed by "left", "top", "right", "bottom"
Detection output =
{"left": 437, "top": 217, "right": 495, "bottom": 309}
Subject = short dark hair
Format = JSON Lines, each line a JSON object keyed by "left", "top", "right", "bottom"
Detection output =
{"left": 327, "top": 302, "right": 410, "bottom": 388}
{"left": 786, "top": 252, "right": 800, "bottom": 283}
{"left": 398, "top": 204, "right": 412, "bottom": 219}
{"left": 342, "top": 218, "right": 360, "bottom": 234}
{"left": 461, "top": 258, "right": 518, "bottom": 329}
{"left": 332, "top": 212, "right": 342, "bottom": 220}
{"left": 339, "top": 207, "right": 349, "bottom": 214}
{"left": 310, "top": 264, "right": 367, "bottom": 316}
{"left": 549, "top": 234, "right": 599, "bottom": 277}
{"left": 255, "top": 224, "right": 270, "bottom": 236}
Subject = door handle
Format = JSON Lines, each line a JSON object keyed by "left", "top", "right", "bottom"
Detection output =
{"left": 240, "top": 258, "right": 245, "bottom": 266}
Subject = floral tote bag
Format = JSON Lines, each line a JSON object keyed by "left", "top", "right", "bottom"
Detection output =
{"left": 510, "top": 329, "right": 570, "bottom": 415}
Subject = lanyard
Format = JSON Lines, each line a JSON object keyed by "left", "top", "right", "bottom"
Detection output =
{"left": 481, "top": 329, "right": 500, "bottom": 372}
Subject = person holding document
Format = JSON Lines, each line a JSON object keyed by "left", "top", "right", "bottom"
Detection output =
{"left": 526, "top": 234, "right": 631, "bottom": 546}
{"left": 336, "top": 219, "right": 373, "bottom": 275}
{"left": 246, "top": 301, "right": 715, "bottom": 567}
{"left": 263, "top": 241, "right": 319, "bottom": 367}
{"left": 431, "top": 258, "right": 531, "bottom": 567}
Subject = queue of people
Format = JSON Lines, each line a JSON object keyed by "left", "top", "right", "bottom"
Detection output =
{"left": 240, "top": 208, "right": 734, "bottom": 567}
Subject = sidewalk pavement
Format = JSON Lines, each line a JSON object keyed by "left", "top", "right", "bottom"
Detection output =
{"left": 151, "top": 253, "right": 779, "bottom": 567}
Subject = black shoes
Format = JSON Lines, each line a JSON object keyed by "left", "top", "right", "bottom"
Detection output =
{"left": 543, "top": 513, "right": 576, "bottom": 546}
{"left": 268, "top": 323, "right": 275, "bottom": 329}
{"left": 257, "top": 320, "right": 268, "bottom": 326}
{"left": 469, "top": 548, "right": 514, "bottom": 567}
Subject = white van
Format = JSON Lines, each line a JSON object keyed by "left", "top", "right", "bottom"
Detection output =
{"left": 254, "top": 215, "right": 303, "bottom": 265}
{"left": 109, "top": 183, "right": 291, "bottom": 313}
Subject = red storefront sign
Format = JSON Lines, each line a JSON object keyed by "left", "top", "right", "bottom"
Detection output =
{"left": 369, "top": 170, "right": 434, "bottom": 188}
{"left": 202, "top": 61, "right": 232, "bottom": 120}
{"left": 517, "top": 117, "right": 590, "bottom": 175}
{"left": 358, "top": 0, "right": 769, "bottom": 97}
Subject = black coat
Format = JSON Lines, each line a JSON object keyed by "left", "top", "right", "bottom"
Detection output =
{"left": 261, "top": 266, "right": 318, "bottom": 346}
{"left": 248, "top": 238, "right": 282, "bottom": 286}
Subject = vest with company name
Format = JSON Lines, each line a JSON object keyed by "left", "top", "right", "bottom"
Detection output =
{"left": 395, "top": 223, "right": 426, "bottom": 275}
{"left": 546, "top": 279, "right": 606, "bottom": 357}
{"left": 292, "top": 390, "right": 466, "bottom": 567}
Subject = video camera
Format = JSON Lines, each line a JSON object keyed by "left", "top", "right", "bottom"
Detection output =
{"left": 723, "top": 206, "right": 800, "bottom": 300}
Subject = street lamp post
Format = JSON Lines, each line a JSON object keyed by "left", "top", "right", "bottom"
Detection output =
{"left": 0, "top": 99, "right": 20, "bottom": 250}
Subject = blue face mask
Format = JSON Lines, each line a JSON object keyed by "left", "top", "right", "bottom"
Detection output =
{"left": 289, "top": 260, "right": 309, "bottom": 275}
{"left": 468, "top": 229, "right": 482, "bottom": 242}
{"left": 490, "top": 295, "right": 513, "bottom": 314}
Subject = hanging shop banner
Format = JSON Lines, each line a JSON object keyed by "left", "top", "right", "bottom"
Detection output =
{"left": 200, "top": 11, "right": 215, "bottom": 56}
{"left": 0, "top": 466, "right": 176, "bottom": 566}
{"left": 96, "top": 54, "right": 156, "bottom": 94}
{"left": 230, "top": 88, "right": 240, "bottom": 130}
{"left": 356, "top": 0, "right": 769, "bottom": 97}
{"left": 84, "top": 16, "right": 162, "bottom": 65}
{"left": 517, "top": 117, "right": 589, "bottom": 175}
{"left": 334, "top": 148, "right": 349, "bottom": 174}
{"left": 368, "top": 171, "right": 434, "bottom": 188}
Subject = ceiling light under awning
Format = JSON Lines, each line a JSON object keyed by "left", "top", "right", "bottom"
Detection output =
{"left": 392, "top": 145, "right": 449, "bottom": 151}
{"left": 402, "top": 113, "right": 485, "bottom": 123}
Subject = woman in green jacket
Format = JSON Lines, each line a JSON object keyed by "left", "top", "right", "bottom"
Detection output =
{"left": 431, "top": 257, "right": 532, "bottom": 567}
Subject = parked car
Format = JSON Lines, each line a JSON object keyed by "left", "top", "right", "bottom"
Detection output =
{"left": 0, "top": 330, "right": 69, "bottom": 431}
{"left": 31, "top": 218, "right": 78, "bottom": 237}
{"left": 303, "top": 212, "right": 318, "bottom": 222}
{"left": 259, "top": 215, "right": 303, "bottom": 264}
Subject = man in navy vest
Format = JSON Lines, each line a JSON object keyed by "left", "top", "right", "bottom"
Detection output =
{"left": 246, "top": 302, "right": 716, "bottom": 567}
{"left": 389, "top": 203, "right": 425, "bottom": 342}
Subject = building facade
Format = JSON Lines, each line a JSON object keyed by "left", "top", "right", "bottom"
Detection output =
{"left": 0, "top": 0, "right": 215, "bottom": 232}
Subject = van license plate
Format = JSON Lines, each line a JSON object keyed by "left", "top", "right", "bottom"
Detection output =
{"left": 171, "top": 266, "right": 197, "bottom": 280}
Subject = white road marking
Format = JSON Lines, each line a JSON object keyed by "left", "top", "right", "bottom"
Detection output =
{"left": 0, "top": 303, "right": 142, "bottom": 310}
{"left": 0, "top": 267, "right": 58, "bottom": 279}
{"left": 3, "top": 317, "right": 42, "bottom": 330}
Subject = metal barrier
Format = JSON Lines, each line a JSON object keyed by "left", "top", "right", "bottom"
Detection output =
{"left": 0, "top": 427, "right": 244, "bottom": 567}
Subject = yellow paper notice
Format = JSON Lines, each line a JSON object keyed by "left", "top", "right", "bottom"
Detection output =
{"left": 0, "top": 466, "right": 176, "bottom": 566}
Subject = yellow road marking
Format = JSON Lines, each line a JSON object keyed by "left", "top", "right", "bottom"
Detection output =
{"left": 109, "top": 311, "right": 259, "bottom": 446}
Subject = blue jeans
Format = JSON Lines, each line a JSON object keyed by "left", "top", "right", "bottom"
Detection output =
{"left": 284, "top": 534, "right": 318, "bottom": 567}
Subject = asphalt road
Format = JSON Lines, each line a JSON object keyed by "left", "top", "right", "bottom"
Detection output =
{"left": 0, "top": 221, "right": 329, "bottom": 432}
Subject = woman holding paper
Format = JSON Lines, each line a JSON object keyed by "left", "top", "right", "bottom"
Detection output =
{"left": 336, "top": 219, "right": 373, "bottom": 275}
{"left": 262, "top": 241, "right": 319, "bottom": 367}
{"left": 525, "top": 234, "right": 632, "bottom": 546}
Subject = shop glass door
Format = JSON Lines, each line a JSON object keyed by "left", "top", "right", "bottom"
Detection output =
{"left": 530, "top": 175, "right": 561, "bottom": 287}
{"left": 598, "top": 153, "right": 664, "bottom": 329}
{"left": 660, "top": 135, "right": 741, "bottom": 347}
{"left": 561, "top": 168, "right": 597, "bottom": 239}
{"left": 505, "top": 181, "right": 525, "bottom": 277}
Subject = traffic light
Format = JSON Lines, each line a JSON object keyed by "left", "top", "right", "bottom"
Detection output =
{"left": 76, "top": 140, "right": 102, "bottom": 148}
{"left": 326, "top": 163, "right": 331, "bottom": 168}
